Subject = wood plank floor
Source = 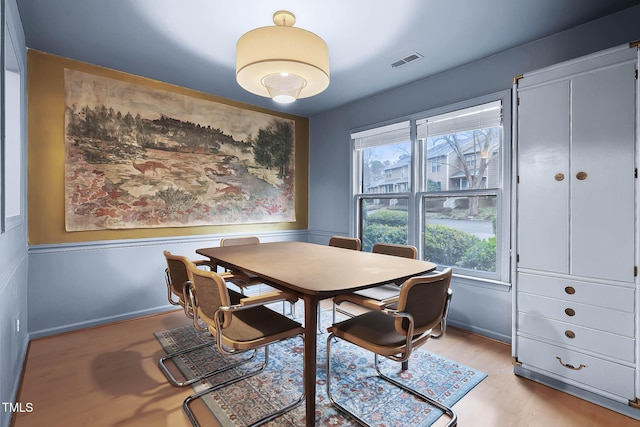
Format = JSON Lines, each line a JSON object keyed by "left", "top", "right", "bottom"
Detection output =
{"left": 11, "top": 309, "right": 640, "bottom": 427}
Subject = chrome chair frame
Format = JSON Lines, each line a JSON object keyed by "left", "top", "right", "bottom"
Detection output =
{"left": 182, "top": 265, "right": 304, "bottom": 427}
{"left": 160, "top": 251, "right": 254, "bottom": 387}
{"left": 326, "top": 269, "right": 456, "bottom": 427}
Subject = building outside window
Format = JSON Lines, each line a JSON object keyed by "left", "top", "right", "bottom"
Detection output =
{"left": 352, "top": 95, "right": 510, "bottom": 281}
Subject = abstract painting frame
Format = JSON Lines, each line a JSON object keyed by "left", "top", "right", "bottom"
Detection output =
{"left": 63, "top": 68, "right": 296, "bottom": 231}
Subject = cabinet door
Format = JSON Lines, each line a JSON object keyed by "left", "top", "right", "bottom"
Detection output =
{"left": 517, "top": 81, "right": 570, "bottom": 273}
{"left": 571, "top": 62, "right": 636, "bottom": 283}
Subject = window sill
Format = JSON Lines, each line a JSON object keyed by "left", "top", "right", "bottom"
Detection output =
{"left": 451, "top": 273, "right": 511, "bottom": 292}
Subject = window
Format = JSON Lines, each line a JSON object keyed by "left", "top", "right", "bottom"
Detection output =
{"left": 352, "top": 121, "right": 411, "bottom": 252}
{"left": 418, "top": 100, "right": 502, "bottom": 278}
{"left": 352, "top": 94, "right": 510, "bottom": 282}
{"left": 3, "top": 12, "right": 23, "bottom": 231}
{"left": 430, "top": 156, "right": 442, "bottom": 173}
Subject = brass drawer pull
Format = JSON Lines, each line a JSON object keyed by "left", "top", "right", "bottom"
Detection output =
{"left": 576, "top": 171, "right": 588, "bottom": 180}
{"left": 564, "top": 286, "right": 575, "bottom": 295}
{"left": 556, "top": 357, "right": 586, "bottom": 371}
{"left": 565, "top": 330, "right": 576, "bottom": 339}
{"left": 554, "top": 173, "right": 565, "bottom": 181}
{"left": 565, "top": 308, "right": 576, "bottom": 317}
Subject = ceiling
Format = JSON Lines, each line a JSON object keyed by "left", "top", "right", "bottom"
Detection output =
{"left": 16, "top": 0, "right": 640, "bottom": 117}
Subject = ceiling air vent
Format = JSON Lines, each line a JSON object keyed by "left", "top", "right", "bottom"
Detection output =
{"left": 391, "top": 52, "right": 424, "bottom": 69}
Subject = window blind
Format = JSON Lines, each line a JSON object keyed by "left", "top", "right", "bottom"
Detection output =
{"left": 352, "top": 121, "right": 410, "bottom": 149}
{"left": 417, "top": 100, "right": 501, "bottom": 139}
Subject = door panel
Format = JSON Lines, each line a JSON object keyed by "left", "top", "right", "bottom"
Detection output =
{"left": 517, "top": 81, "right": 570, "bottom": 273}
{"left": 571, "top": 62, "right": 636, "bottom": 282}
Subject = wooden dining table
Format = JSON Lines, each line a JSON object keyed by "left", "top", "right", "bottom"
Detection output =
{"left": 196, "top": 241, "right": 437, "bottom": 427}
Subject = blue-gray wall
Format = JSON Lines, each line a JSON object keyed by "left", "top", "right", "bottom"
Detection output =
{"left": 0, "top": 1, "right": 27, "bottom": 427}
{"left": 307, "top": 5, "right": 640, "bottom": 342}
{"left": 6, "top": 8, "right": 640, "bottom": 423}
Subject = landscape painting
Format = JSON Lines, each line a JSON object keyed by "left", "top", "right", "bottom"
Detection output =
{"left": 63, "top": 69, "right": 296, "bottom": 231}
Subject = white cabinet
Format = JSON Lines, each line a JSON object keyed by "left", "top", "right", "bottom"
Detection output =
{"left": 514, "top": 44, "right": 639, "bottom": 415}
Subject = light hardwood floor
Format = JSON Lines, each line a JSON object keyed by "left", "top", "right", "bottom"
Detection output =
{"left": 11, "top": 309, "right": 640, "bottom": 427}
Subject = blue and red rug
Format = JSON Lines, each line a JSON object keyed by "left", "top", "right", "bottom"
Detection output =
{"left": 155, "top": 318, "right": 486, "bottom": 426}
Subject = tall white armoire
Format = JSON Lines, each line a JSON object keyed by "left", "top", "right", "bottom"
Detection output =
{"left": 513, "top": 43, "right": 639, "bottom": 419}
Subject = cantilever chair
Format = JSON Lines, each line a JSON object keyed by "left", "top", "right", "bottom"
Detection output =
{"left": 334, "top": 242, "right": 453, "bottom": 337}
{"left": 326, "top": 268, "right": 456, "bottom": 427}
{"left": 219, "top": 236, "right": 296, "bottom": 316}
{"left": 317, "top": 235, "right": 362, "bottom": 330}
{"left": 160, "top": 250, "right": 252, "bottom": 387}
{"left": 183, "top": 263, "right": 304, "bottom": 427}
{"left": 328, "top": 235, "right": 362, "bottom": 251}
{"left": 218, "top": 236, "right": 265, "bottom": 293}
{"left": 333, "top": 243, "right": 417, "bottom": 323}
{"left": 163, "top": 250, "right": 214, "bottom": 319}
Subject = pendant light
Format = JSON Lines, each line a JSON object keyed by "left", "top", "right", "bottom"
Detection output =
{"left": 236, "top": 10, "right": 330, "bottom": 104}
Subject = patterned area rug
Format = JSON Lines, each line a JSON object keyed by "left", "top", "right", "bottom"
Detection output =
{"left": 155, "top": 314, "right": 486, "bottom": 426}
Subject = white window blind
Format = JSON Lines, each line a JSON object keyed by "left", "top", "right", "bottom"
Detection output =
{"left": 417, "top": 100, "right": 501, "bottom": 139}
{"left": 352, "top": 121, "right": 410, "bottom": 149}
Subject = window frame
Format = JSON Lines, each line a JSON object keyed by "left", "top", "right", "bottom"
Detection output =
{"left": 2, "top": 3, "right": 24, "bottom": 233}
{"left": 351, "top": 90, "right": 511, "bottom": 285}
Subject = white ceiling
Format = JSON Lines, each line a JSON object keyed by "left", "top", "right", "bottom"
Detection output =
{"left": 16, "top": 0, "right": 640, "bottom": 116}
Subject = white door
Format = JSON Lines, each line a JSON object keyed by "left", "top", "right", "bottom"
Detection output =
{"left": 517, "top": 80, "right": 570, "bottom": 274}
{"left": 570, "top": 61, "right": 636, "bottom": 283}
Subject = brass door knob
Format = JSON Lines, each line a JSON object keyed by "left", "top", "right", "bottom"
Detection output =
{"left": 554, "top": 173, "right": 565, "bottom": 181}
{"left": 565, "top": 308, "right": 576, "bottom": 316}
{"left": 576, "top": 171, "right": 588, "bottom": 180}
{"left": 564, "top": 286, "right": 576, "bottom": 295}
{"left": 565, "top": 330, "right": 576, "bottom": 339}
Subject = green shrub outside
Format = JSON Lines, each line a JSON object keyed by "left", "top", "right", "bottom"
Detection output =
{"left": 362, "top": 223, "right": 408, "bottom": 252}
{"left": 362, "top": 208, "right": 496, "bottom": 271}
{"left": 367, "top": 209, "right": 408, "bottom": 226}
{"left": 424, "top": 224, "right": 478, "bottom": 266}
{"left": 459, "top": 236, "right": 496, "bottom": 271}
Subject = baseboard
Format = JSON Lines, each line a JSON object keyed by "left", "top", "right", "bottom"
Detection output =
{"left": 28, "top": 305, "right": 176, "bottom": 339}
{"left": 447, "top": 319, "right": 511, "bottom": 344}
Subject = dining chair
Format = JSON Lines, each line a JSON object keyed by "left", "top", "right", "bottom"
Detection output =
{"left": 315, "top": 235, "right": 362, "bottom": 331}
{"left": 159, "top": 250, "right": 254, "bottom": 387}
{"left": 219, "top": 236, "right": 297, "bottom": 317}
{"left": 333, "top": 243, "right": 453, "bottom": 369}
{"left": 218, "top": 236, "right": 265, "bottom": 293}
{"left": 326, "top": 268, "right": 456, "bottom": 427}
{"left": 163, "top": 250, "right": 213, "bottom": 319}
{"left": 183, "top": 263, "right": 304, "bottom": 427}
{"left": 328, "top": 235, "right": 362, "bottom": 251}
{"left": 332, "top": 242, "right": 417, "bottom": 323}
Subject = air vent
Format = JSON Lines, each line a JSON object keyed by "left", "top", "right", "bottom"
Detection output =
{"left": 391, "top": 52, "right": 424, "bottom": 68}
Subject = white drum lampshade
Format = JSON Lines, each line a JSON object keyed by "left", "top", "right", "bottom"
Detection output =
{"left": 236, "top": 10, "right": 330, "bottom": 104}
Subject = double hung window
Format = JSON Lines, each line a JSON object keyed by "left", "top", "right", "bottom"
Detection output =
{"left": 352, "top": 94, "right": 510, "bottom": 281}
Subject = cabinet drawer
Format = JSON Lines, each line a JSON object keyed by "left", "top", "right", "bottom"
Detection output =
{"left": 518, "top": 293, "right": 634, "bottom": 337}
{"left": 518, "top": 272, "right": 634, "bottom": 311}
{"left": 518, "top": 312, "right": 635, "bottom": 363}
{"left": 517, "top": 336, "right": 635, "bottom": 400}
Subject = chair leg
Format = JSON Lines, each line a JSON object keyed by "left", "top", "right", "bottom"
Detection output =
{"left": 159, "top": 340, "right": 257, "bottom": 387}
{"left": 183, "top": 343, "right": 305, "bottom": 427}
{"left": 326, "top": 333, "right": 457, "bottom": 427}
{"left": 326, "top": 333, "right": 371, "bottom": 427}
{"left": 374, "top": 354, "right": 457, "bottom": 427}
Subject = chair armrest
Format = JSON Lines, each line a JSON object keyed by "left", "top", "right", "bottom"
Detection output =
{"left": 193, "top": 259, "right": 215, "bottom": 269}
{"left": 223, "top": 270, "right": 260, "bottom": 287}
{"left": 237, "top": 291, "right": 298, "bottom": 307}
{"left": 333, "top": 293, "right": 389, "bottom": 311}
